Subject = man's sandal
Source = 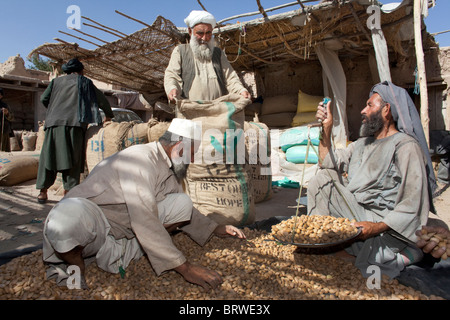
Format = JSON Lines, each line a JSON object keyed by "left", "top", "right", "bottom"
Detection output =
{"left": 37, "top": 189, "right": 48, "bottom": 204}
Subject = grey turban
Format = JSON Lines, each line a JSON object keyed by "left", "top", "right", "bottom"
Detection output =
{"left": 370, "top": 81, "right": 437, "bottom": 213}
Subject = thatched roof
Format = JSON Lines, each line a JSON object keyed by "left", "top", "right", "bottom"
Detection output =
{"left": 29, "top": 0, "right": 434, "bottom": 95}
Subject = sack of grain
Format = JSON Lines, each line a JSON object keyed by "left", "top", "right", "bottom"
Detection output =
{"left": 285, "top": 145, "right": 319, "bottom": 164}
{"left": 21, "top": 131, "right": 38, "bottom": 151}
{"left": 244, "top": 121, "right": 272, "bottom": 203}
{"left": 85, "top": 121, "right": 133, "bottom": 173}
{"left": 291, "top": 111, "right": 318, "bottom": 127}
{"left": 13, "top": 130, "right": 23, "bottom": 150}
{"left": 280, "top": 126, "right": 321, "bottom": 152}
{"left": 34, "top": 122, "right": 45, "bottom": 151}
{"left": 124, "top": 122, "right": 150, "bottom": 148}
{"left": 260, "top": 94, "right": 297, "bottom": 115}
{"left": 296, "top": 89, "right": 322, "bottom": 113}
{"left": 147, "top": 120, "right": 170, "bottom": 142}
{"left": 177, "top": 94, "right": 255, "bottom": 226}
{"left": 0, "top": 153, "right": 39, "bottom": 186}
{"left": 291, "top": 89, "right": 322, "bottom": 127}
{"left": 259, "top": 112, "right": 296, "bottom": 128}
{"left": 9, "top": 136, "right": 20, "bottom": 151}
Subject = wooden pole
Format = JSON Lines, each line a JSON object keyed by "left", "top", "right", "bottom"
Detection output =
{"left": 414, "top": 0, "right": 429, "bottom": 145}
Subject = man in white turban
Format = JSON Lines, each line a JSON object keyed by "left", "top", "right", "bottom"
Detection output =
{"left": 164, "top": 10, "right": 251, "bottom": 102}
{"left": 42, "top": 118, "right": 246, "bottom": 290}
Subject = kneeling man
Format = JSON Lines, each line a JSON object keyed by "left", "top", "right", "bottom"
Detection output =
{"left": 43, "top": 118, "right": 245, "bottom": 290}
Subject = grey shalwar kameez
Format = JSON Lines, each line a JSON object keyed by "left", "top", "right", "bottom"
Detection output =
{"left": 308, "top": 132, "right": 430, "bottom": 278}
{"left": 307, "top": 81, "right": 437, "bottom": 279}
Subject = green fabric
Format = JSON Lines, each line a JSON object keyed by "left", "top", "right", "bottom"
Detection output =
{"left": 36, "top": 126, "right": 85, "bottom": 190}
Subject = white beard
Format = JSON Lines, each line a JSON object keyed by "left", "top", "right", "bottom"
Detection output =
{"left": 190, "top": 36, "right": 214, "bottom": 62}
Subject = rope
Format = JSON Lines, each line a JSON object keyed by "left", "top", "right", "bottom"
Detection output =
{"left": 230, "top": 22, "right": 246, "bottom": 63}
{"left": 289, "top": 123, "right": 357, "bottom": 243}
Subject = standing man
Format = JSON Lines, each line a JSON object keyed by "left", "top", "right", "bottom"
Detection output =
{"left": 36, "top": 58, "right": 114, "bottom": 203}
{"left": 0, "top": 88, "right": 14, "bottom": 152}
{"left": 308, "top": 81, "right": 436, "bottom": 279}
{"left": 43, "top": 118, "right": 246, "bottom": 290}
{"left": 164, "top": 10, "right": 251, "bottom": 102}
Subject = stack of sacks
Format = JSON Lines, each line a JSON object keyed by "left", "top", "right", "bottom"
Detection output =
{"left": 291, "top": 89, "right": 322, "bottom": 127}
{"left": 85, "top": 120, "right": 165, "bottom": 173}
{"left": 280, "top": 126, "right": 321, "bottom": 164}
{"left": 258, "top": 94, "right": 297, "bottom": 128}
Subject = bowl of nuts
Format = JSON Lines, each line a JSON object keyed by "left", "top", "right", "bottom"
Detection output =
{"left": 271, "top": 214, "right": 361, "bottom": 248}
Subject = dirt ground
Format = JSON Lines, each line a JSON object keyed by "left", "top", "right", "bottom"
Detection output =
{"left": 1, "top": 176, "right": 449, "bottom": 260}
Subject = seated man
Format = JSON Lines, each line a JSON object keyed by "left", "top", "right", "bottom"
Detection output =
{"left": 43, "top": 118, "right": 245, "bottom": 290}
{"left": 308, "top": 81, "right": 437, "bottom": 279}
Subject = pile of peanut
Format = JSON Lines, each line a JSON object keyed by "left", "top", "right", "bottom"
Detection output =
{"left": 418, "top": 228, "right": 449, "bottom": 260}
{"left": 0, "top": 229, "right": 444, "bottom": 300}
{"left": 271, "top": 215, "right": 359, "bottom": 245}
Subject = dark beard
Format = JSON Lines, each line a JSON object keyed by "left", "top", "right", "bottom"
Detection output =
{"left": 172, "top": 162, "right": 189, "bottom": 181}
{"left": 359, "top": 109, "right": 384, "bottom": 137}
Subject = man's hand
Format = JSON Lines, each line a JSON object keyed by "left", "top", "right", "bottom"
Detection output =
{"left": 168, "top": 88, "right": 179, "bottom": 102}
{"left": 174, "top": 261, "right": 223, "bottom": 291}
{"left": 416, "top": 225, "right": 449, "bottom": 259}
{"left": 354, "top": 221, "right": 389, "bottom": 240}
{"left": 316, "top": 99, "right": 332, "bottom": 129}
{"left": 240, "top": 90, "right": 251, "bottom": 100}
{"left": 1, "top": 107, "right": 8, "bottom": 116}
{"left": 214, "top": 225, "right": 246, "bottom": 239}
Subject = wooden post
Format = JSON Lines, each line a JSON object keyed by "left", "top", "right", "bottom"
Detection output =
{"left": 414, "top": 0, "right": 429, "bottom": 145}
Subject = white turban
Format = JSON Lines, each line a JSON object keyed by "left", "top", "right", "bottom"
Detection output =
{"left": 184, "top": 10, "right": 216, "bottom": 29}
{"left": 168, "top": 118, "right": 202, "bottom": 141}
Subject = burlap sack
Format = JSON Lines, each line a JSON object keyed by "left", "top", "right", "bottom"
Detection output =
{"left": 260, "top": 94, "right": 298, "bottom": 116}
{"left": 291, "top": 112, "right": 317, "bottom": 127}
{"left": 21, "top": 131, "right": 38, "bottom": 151}
{"left": 124, "top": 122, "right": 150, "bottom": 148}
{"left": 35, "top": 121, "right": 45, "bottom": 151}
{"left": 244, "top": 121, "right": 272, "bottom": 203}
{"left": 0, "top": 153, "right": 39, "bottom": 186}
{"left": 13, "top": 130, "right": 23, "bottom": 150}
{"left": 147, "top": 120, "right": 170, "bottom": 142}
{"left": 259, "top": 112, "right": 295, "bottom": 128}
{"left": 86, "top": 120, "right": 166, "bottom": 173}
{"left": 177, "top": 94, "right": 255, "bottom": 226}
{"left": 85, "top": 125, "right": 105, "bottom": 173}
{"left": 296, "top": 89, "right": 323, "bottom": 113}
{"left": 185, "top": 163, "right": 255, "bottom": 226}
{"left": 9, "top": 136, "right": 20, "bottom": 151}
{"left": 85, "top": 121, "right": 133, "bottom": 173}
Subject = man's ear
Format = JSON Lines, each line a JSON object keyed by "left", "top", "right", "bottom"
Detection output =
{"left": 171, "top": 140, "right": 185, "bottom": 158}
{"left": 383, "top": 102, "right": 393, "bottom": 120}
{"left": 188, "top": 27, "right": 192, "bottom": 36}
